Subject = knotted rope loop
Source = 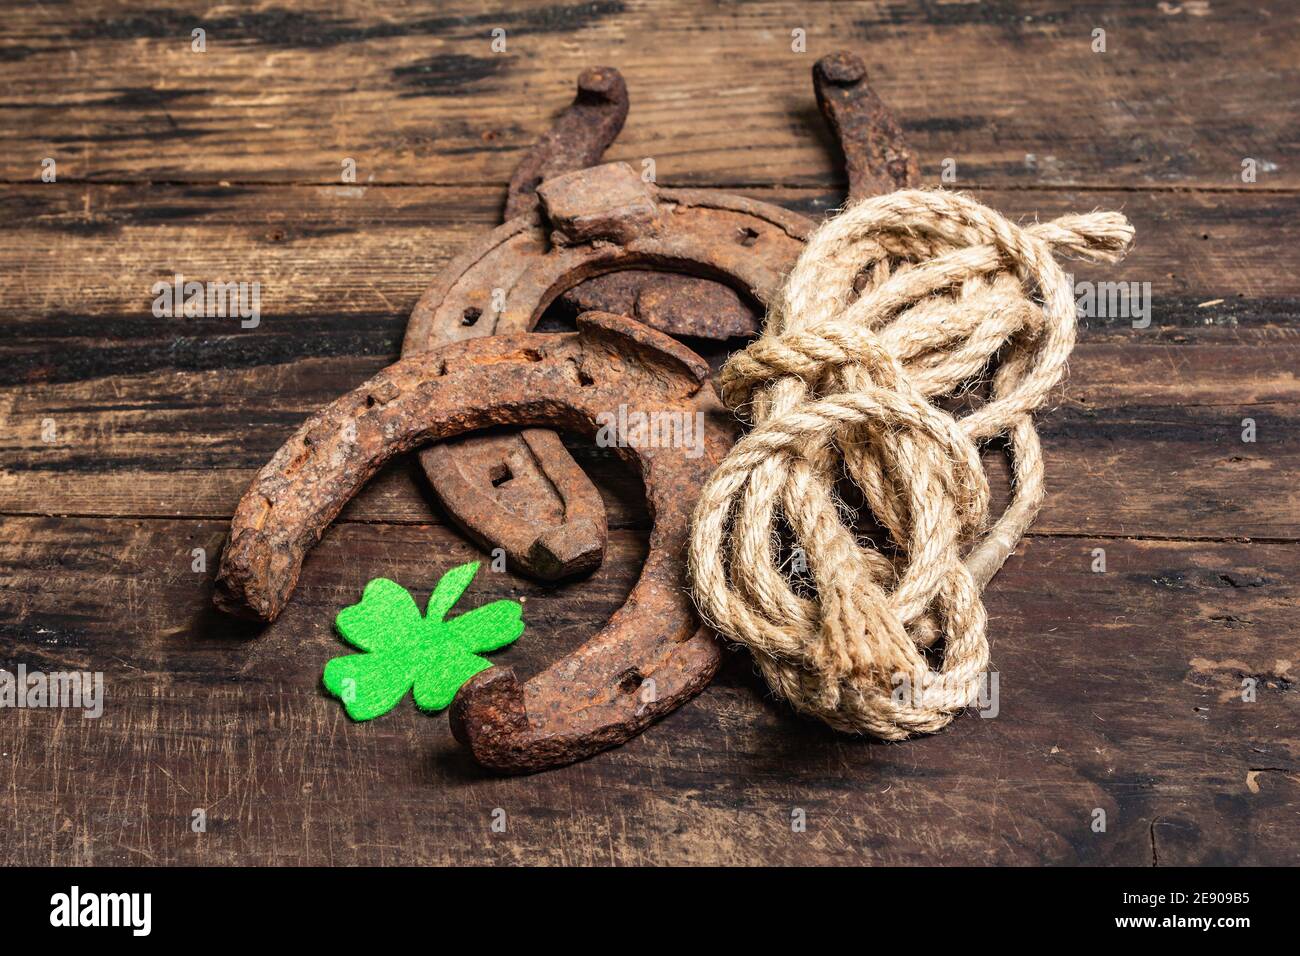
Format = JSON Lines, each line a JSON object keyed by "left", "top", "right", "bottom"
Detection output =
{"left": 688, "top": 189, "right": 1133, "bottom": 738}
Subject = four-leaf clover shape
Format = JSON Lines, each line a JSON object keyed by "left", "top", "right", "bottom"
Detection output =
{"left": 323, "top": 562, "right": 524, "bottom": 721}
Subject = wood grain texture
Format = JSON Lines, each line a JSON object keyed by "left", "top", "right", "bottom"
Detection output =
{"left": 2, "top": 185, "right": 1298, "bottom": 333}
{"left": 1, "top": 0, "right": 1295, "bottom": 188}
{"left": 1, "top": 518, "right": 1295, "bottom": 865}
{"left": 1, "top": 0, "right": 1298, "bottom": 867}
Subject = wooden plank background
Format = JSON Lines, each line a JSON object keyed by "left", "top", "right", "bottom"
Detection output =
{"left": 1, "top": 0, "right": 1297, "bottom": 865}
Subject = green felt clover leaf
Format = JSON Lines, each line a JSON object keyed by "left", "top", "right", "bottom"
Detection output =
{"left": 322, "top": 562, "right": 524, "bottom": 721}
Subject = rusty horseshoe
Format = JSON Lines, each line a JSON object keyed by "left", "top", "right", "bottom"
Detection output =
{"left": 408, "top": 52, "right": 915, "bottom": 582}
{"left": 403, "top": 161, "right": 814, "bottom": 580}
{"left": 216, "top": 166, "right": 817, "bottom": 772}
{"left": 216, "top": 313, "right": 734, "bottom": 772}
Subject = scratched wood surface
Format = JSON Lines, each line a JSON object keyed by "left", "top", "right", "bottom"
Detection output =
{"left": 2, "top": 0, "right": 1296, "bottom": 188}
{"left": 1, "top": 0, "right": 1298, "bottom": 865}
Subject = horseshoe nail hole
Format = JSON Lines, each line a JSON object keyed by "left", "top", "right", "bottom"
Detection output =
{"left": 737, "top": 226, "right": 760, "bottom": 247}
{"left": 366, "top": 382, "right": 401, "bottom": 407}
{"left": 462, "top": 307, "right": 483, "bottom": 327}
{"left": 565, "top": 357, "right": 596, "bottom": 386}
{"left": 489, "top": 463, "right": 513, "bottom": 488}
{"left": 522, "top": 347, "right": 543, "bottom": 362}
{"left": 617, "top": 668, "right": 644, "bottom": 694}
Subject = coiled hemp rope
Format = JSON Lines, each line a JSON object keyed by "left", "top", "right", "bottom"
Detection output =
{"left": 688, "top": 189, "right": 1134, "bottom": 738}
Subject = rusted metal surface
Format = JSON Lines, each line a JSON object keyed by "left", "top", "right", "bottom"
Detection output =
{"left": 430, "top": 67, "right": 626, "bottom": 583}
{"left": 503, "top": 66, "right": 628, "bottom": 221}
{"left": 215, "top": 312, "right": 732, "bottom": 773}
{"left": 813, "top": 51, "right": 919, "bottom": 201}
{"left": 504, "top": 66, "right": 759, "bottom": 341}
{"left": 403, "top": 162, "right": 812, "bottom": 580}
{"left": 425, "top": 428, "right": 606, "bottom": 580}
{"left": 403, "top": 162, "right": 814, "bottom": 337}
{"left": 561, "top": 270, "right": 758, "bottom": 339}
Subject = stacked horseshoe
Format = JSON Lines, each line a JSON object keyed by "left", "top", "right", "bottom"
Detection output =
{"left": 214, "top": 53, "right": 918, "bottom": 773}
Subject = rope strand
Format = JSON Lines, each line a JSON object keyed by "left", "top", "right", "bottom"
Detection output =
{"left": 687, "top": 189, "right": 1134, "bottom": 738}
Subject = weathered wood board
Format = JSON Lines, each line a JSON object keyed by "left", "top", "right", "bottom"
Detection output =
{"left": 1, "top": 519, "right": 1296, "bottom": 865}
{"left": 2, "top": 1, "right": 1294, "bottom": 188}
{"left": 1, "top": 0, "right": 1296, "bottom": 865}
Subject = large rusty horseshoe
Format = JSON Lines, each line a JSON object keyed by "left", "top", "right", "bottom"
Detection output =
{"left": 215, "top": 313, "right": 732, "bottom": 772}
{"left": 403, "top": 162, "right": 814, "bottom": 579}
